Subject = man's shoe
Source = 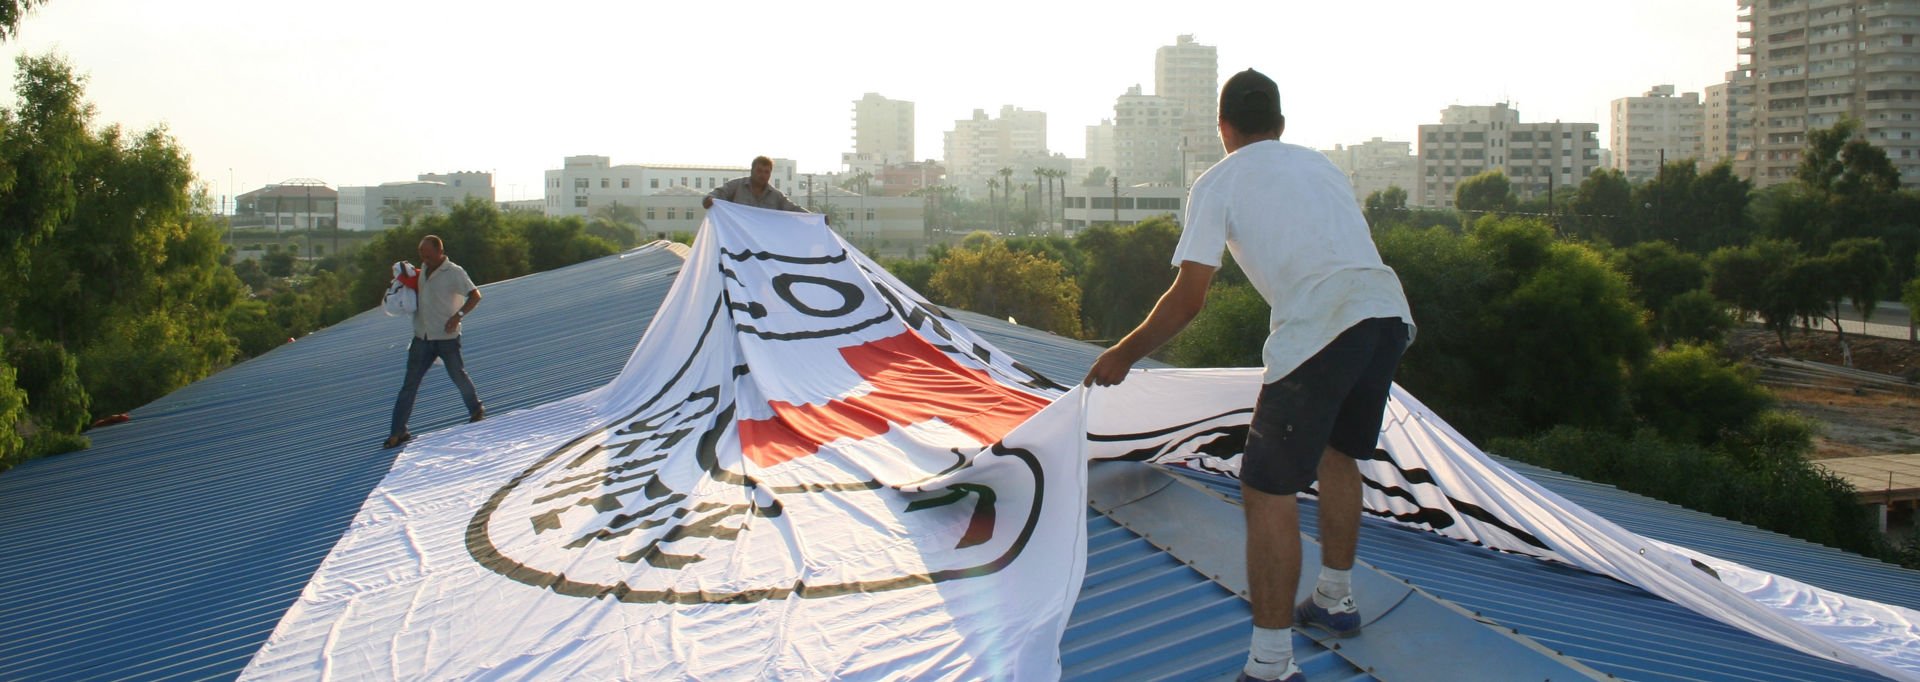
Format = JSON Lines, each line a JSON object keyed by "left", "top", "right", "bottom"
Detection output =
{"left": 469, "top": 407, "right": 485, "bottom": 423}
{"left": 1236, "top": 660, "right": 1305, "bottom": 682}
{"left": 1295, "top": 593, "right": 1362, "bottom": 638}
{"left": 382, "top": 432, "right": 412, "bottom": 449}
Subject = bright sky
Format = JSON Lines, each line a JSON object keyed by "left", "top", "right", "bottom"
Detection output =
{"left": 3, "top": 0, "right": 1739, "bottom": 203}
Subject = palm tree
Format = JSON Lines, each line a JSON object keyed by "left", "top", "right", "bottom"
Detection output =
{"left": 986, "top": 178, "right": 1001, "bottom": 234}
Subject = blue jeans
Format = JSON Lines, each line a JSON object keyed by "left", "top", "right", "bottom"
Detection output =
{"left": 389, "top": 336, "right": 482, "bottom": 437}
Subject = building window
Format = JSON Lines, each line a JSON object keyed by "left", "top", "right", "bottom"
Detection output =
{"left": 866, "top": 209, "right": 876, "bottom": 220}
{"left": 667, "top": 208, "right": 677, "bottom": 220}
{"left": 574, "top": 178, "right": 589, "bottom": 190}
{"left": 646, "top": 207, "right": 656, "bottom": 220}
{"left": 650, "top": 179, "right": 659, "bottom": 189}
{"left": 622, "top": 178, "right": 631, "bottom": 188}
{"left": 695, "top": 178, "right": 703, "bottom": 189}
{"left": 601, "top": 178, "right": 609, "bottom": 188}
{"left": 574, "top": 195, "right": 588, "bottom": 208}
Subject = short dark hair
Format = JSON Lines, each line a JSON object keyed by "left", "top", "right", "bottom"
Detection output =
{"left": 751, "top": 156, "right": 773, "bottom": 169}
{"left": 1219, "top": 68, "right": 1282, "bottom": 136}
{"left": 421, "top": 234, "right": 444, "bottom": 251}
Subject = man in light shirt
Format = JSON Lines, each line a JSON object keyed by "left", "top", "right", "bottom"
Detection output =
{"left": 384, "top": 234, "right": 485, "bottom": 449}
{"left": 702, "top": 155, "right": 806, "bottom": 212}
{"left": 1082, "top": 69, "right": 1414, "bottom": 682}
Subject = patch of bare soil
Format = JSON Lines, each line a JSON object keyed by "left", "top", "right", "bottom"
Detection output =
{"left": 1725, "top": 326, "right": 1920, "bottom": 459}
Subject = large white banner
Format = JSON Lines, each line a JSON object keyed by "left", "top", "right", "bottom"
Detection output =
{"left": 243, "top": 203, "right": 1089, "bottom": 680}
{"left": 244, "top": 201, "right": 1917, "bottom": 681}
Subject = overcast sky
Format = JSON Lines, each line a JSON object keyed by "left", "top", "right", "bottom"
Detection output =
{"left": 2, "top": 1, "right": 1740, "bottom": 202}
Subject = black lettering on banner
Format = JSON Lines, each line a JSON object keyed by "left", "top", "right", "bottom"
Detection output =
{"left": 772, "top": 273, "right": 864, "bottom": 318}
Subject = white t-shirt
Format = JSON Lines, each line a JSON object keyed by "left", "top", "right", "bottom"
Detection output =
{"left": 1171, "top": 139, "right": 1414, "bottom": 383}
{"left": 414, "top": 259, "right": 477, "bottom": 340}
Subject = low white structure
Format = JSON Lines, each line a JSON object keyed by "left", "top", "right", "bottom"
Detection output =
{"left": 1060, "top": 183, "right": 1186, "bottom": 234}
{"left": 543, "top": 155, "right": 798, "bottom": 219}
{"left": 338, "top": 172, "right": 495, "bottom": 231}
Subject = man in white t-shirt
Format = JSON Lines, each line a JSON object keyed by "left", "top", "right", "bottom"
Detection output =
{"left": 1083, "top": 69, "right": 1414, "bottom": 682}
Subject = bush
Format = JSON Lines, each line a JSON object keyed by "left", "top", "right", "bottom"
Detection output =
{"left": 79, "top": 310, "right": 234, "bottom": 416}
{"left": 1166, "top": 284, "right": 1268, "bottom": 368}
{"left": 1629, "top": 343, "right": 1772, "bottom": 446}
{"left": 0, "top": 359, "right": 25, "bottom": 471}
{"left": 6, "top": 335, "right": 90, "bottom": 435}
{"left": 1656, "top": 289, "right": 1735, "bottom": 346}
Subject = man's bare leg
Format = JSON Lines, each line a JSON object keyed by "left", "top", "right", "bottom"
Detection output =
{"left": 1315, "top": 447, "right": 1362, "bottom": 571}
{"left": 1243, "top": 483, "right": 1302, "bottom": 628}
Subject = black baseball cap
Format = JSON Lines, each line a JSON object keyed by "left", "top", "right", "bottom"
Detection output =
{"left": 1219, "top": 68, "right": 1282, "bottom": 135}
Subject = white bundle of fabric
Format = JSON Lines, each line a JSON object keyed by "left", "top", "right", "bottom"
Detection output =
{"left": 382, "top": 261, "right": 419, "bottom": 317}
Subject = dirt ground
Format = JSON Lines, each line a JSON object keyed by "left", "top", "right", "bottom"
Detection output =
{"left": 1724, "top": 326, "right": 1920, "bottom": 459}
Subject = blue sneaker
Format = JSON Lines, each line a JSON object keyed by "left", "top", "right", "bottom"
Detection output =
{"left": 1295, "top": 592, "right": 1362, "bottom": 638}
{"left": 1237, "top": 659, "right": 1305, "bottom": 682}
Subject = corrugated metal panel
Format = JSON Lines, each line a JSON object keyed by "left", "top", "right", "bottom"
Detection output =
{"left": 0, "top": 248, "right": 683, "bottom": 681}
{"left": 0, "top": 247, "right": 1367, "bottom": 681}
{"left": 1172, "top": 465, "right": 1908, "bottom": 682}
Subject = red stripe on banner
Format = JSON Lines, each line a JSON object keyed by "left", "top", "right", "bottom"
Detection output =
{"left": 739, "top": 332, "right": 1049, "bottom": 468}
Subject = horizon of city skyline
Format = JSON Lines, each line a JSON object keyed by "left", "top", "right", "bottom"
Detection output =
{"left": 2, "top": 1, "right": 1738, "bottom": 202}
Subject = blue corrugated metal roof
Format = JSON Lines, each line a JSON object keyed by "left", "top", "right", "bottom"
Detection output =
{"left": 1173, "top": 463, "right": 1917, "bottom": 682}
{"left": 0, "top": 245, "right": 1364, "bottom": 681}
{"left": 6, "top": 241, "right": 1910, "bottom": 681}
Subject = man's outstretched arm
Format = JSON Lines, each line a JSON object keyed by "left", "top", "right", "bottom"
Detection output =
{"left": 1083, "top": 260, "right": 1216, "bottom": 386}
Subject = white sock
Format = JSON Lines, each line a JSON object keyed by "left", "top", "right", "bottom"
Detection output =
{"left": 1314, "top": 567, "right": 1352, "bottom": 608}
{"left": 1245, "top": 626, "right": 1293, "bottom": 678}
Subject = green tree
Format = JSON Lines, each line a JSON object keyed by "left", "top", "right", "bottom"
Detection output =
{"left": 1708, "top": 238, "right": 1822, "bottom": 350}
{"left": 1630, "top": 343, "right": 1772, "bottom": 446}
{"left": 929, "top": 239, "right": 1082, "bottom": 337}
{"left": 0, "top": 0, "right": 45, "bottom": 40}
{"left": 1075, "top": 216, "right": 1182, "bottom": 340}
{"left": 1488, "top": 226, "right": 1651, "bottom": 433}
{"left": 262, "top": 249, "right": 296, "bottom": 278}
{"left": 1454, "top": 170, "right": 1512, "bottom": 216}
{"left": 1083, "top": 166, "right": 1110, "bottom": 187}
{"left": 1363, "top": 185, "right": 1408, "bottom": 229}
{"left": 1656, "top": 289, "right": 1735, "bottom": 346}
{"left": 7, "top": 334, "right": 88, "bottom": 435}
{"left": 0, "top": 358, "right": 24, "bottom": 470}
{"left": 589, "top": 201, "right": 643, "bottom": 249}
{"left": 1614, "top": 241, "right": 1706, "bottom": 317}
{"left": 1566, "top": 168, "right": 1632, "bottom": 245}
{"left": 1826, "top": 238, "right": 1890, "bottom": 324}
{"left": 1165, "top": 284, "right": 1268, "bottom": 367}
{"left": 1374, "top": 224, "right": 1501, "bottom": 435}
{"left": 1687, "top": 160, "right": 1755, "bottom": 253}
{"left": 515, "top": 213, "right": 616, "bottom": 273}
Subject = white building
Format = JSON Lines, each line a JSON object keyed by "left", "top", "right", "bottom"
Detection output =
{"left": 1704, "top": 69, "right": 1755, "bottom": 169}
{"left": 1610, "top": 85, "right": 1705, "bottom": 182}
{"left": 943, "top": 105, "right": 1049, "bottom": 198}
{"left": 1736, "top": 0, "right": 1920, "bottom": 188}
{"left": 542, "top": 155, "right": 797, "bottom": 219}
{"left": 1321, "top": 138, "right": 1419, "bottom": 206}
{"left": 1156, "top": 34, "right": 1224, "bottom": 181}
{"left": 1416, "top": 103, "right": 1601, "bottom": 208}
{"left": 337, "top": 171, "right": 495, "bottom": 231}
{"left": 1060, "top": 183, "right": 1186, "bottom": 234}
{"left": 1084, "top": 119, "right": 1116, "bottom": 180}
{"left": 1113, "top": 85, "right": 1186, "bottom": 187}
{"left": 852, "top": 93, "right": 914, "bottom": 166}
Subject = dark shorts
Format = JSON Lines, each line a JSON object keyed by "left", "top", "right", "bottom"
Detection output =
{"left": 1242, "top": 317, "right": 1410, "bottom": 496}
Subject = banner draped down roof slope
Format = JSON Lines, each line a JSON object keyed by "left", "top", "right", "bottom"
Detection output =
{"left": 243, "top": 200, "right": 1918, "bottom": 680}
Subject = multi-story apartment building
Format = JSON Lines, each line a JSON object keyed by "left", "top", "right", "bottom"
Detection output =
{"left": 1705, "top": 69, "right": 1757, "bottom": 168}
{"left": 1416, "top": 103, "right": 1600, "bottom": 208}
{"left": 1113, "top": 85, "right": 1186, "bottom": 186}
{"left": 541, "top": 155, "right": 797, "bottom": 219}
{"left": 1736, "top": 0, "right": 1920, "bottom": 187}
{"left": 1611, "top": 85, "right": 1706, "bottom": 182}
{"left": 1084, "top": 119, "right": 1116, "bottom": 180}
{"left": 1320, "top": 138, "right": 1419, "bottom": 206}
{"left": 1157, "top": 34, "right": 1224, "bottom": 180}
{"left": 942, "top": 105, "right": 1048, "bottom": 198}
{"left": 337, "top": 172, "right": 494, "bottom": 231}
{"left": 851, "top": 93, "right": 915, "bottom": 166}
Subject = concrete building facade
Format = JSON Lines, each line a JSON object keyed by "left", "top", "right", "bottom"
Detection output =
{"left": 1736, "top": 0, "right": 1920, "bottom": 187}
{"left": 235, "top": 181, "right": 336, "bottom": 231}
{"left": 1060, "top": 183, "right": 1186, "bottom": 234}
{"left": 1610, "top": 85, "right": 1706, "bottom": 182}
{"left": 852, "top": 93, "right": 915, "bottom": 166}
{"left": 1113, "top": 85, "right": 1186, "bottom": 187}
{"left": 541, "top": 155, "right": 797, "bottom": 219}
{"left": 1705, "top": 69, "right": 1756, "bottom": 168}
{"left": 1320, "top": 138, "right": 1419, "bottom": 207}
{"left": 1416, "top": 104, "right": 1600, "bottom": 208}
{"left": 942, "top": 105, "right": 1049, "bottom": 198}
{"left": 1157, "top": 34, "right": 1225, "bottom": 181}
{"left": 337, "top": 172, "right": 493, "bottom": 231}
